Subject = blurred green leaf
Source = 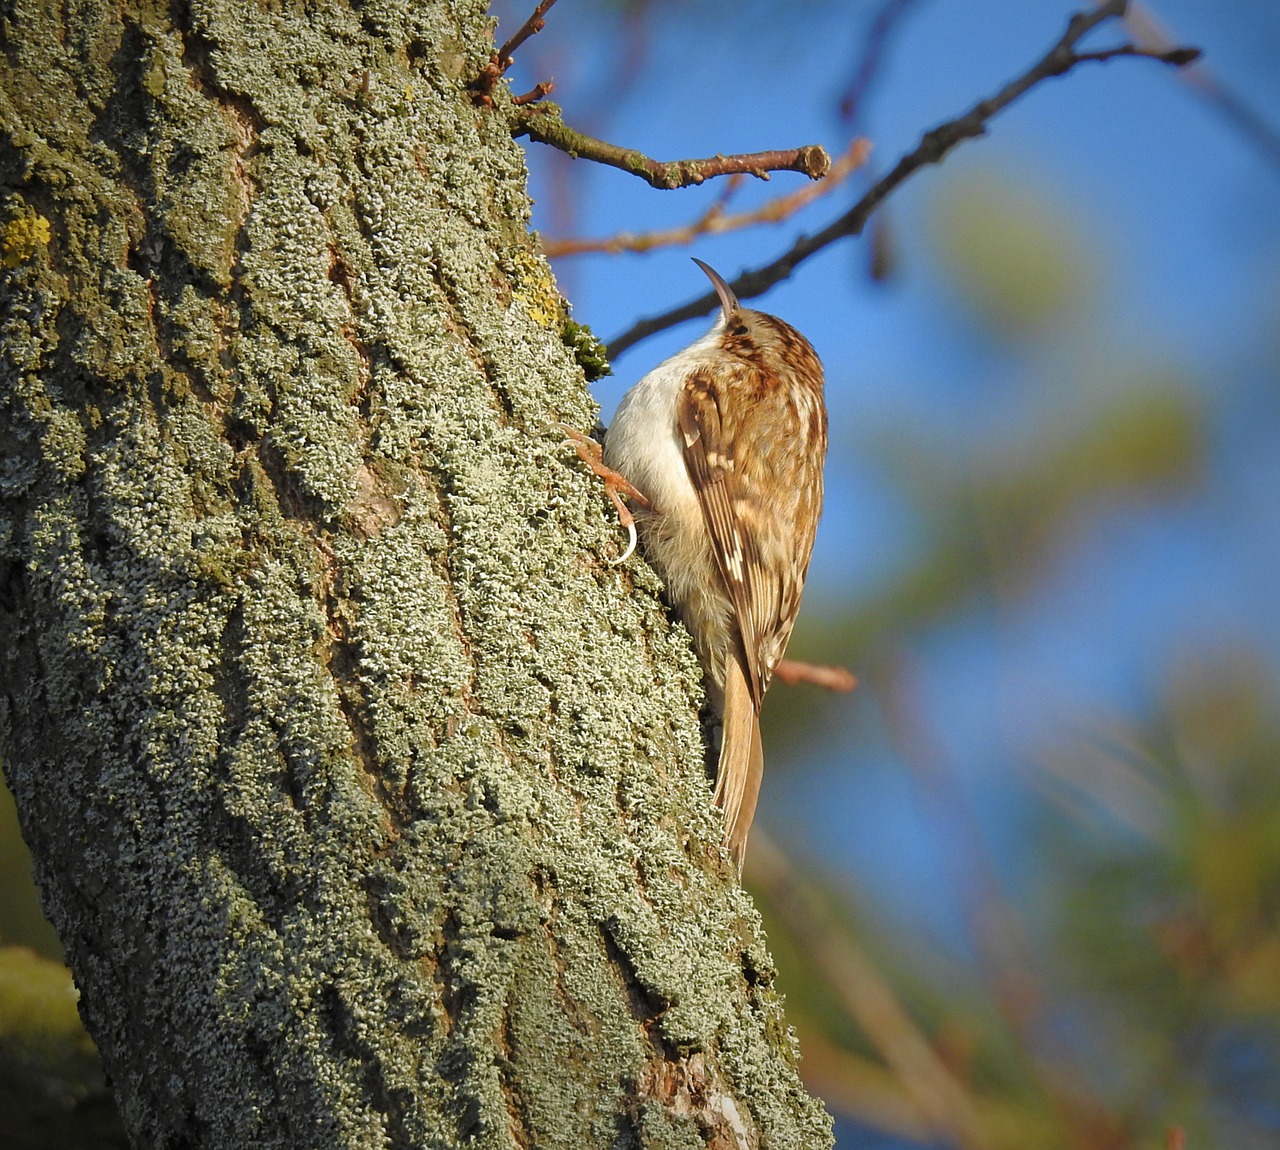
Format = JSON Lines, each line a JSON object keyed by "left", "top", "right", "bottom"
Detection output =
{"left": 928, "top": 170, "right": 1094, "bottom": 339}
{"left": 0, "top": 775, "right": 63, "bottom": 961}
{"left": 0, "top": 946, "right": 126, "bottom": 1149}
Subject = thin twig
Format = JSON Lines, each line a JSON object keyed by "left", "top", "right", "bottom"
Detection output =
{"left": 607, "top": 0, "right": 1200, "bottom": 358}
{"left": 773, "top": 659, "right": 858, "bottom": 693}
{"left": 471, "top": 0, "right": 560, "bottom": 103}
{"left": 540, "top": 138, "right": 871, "bottom": 257}
{"left": 1125, "top": 1, "right": 1280, "bottom": 173}
{"left": 512, "top": 80, "right": 555, "bottom": 106}
{"left": 543, "top": 175, "right": 747, "bottom": 258}
{"left": 840, "top": 0, "right": 925, "bottom": 124}
{"left": 838, "top": 0, "right": 925, "bottom": 286}
{"left": 1074, "top": 44, "right": 1199, "bottom": 66}
{"left": 497, "top": 0, "right": 560, "bottom": 66}
{"left": 512, "top": 102, "right": 832, "bottom": 190}
{"left": 1185, "top": 72, "right": 1280, "bottom": 173}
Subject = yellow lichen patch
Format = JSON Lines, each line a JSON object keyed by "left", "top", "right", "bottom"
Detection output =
{"left": 510, "top": 250, "right": 565, "bottom": 329}
{"left": 1, "top": 211, "right": 51, "bottom": 269}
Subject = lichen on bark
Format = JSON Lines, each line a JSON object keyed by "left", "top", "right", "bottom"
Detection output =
{"left": 0, "top": 1, "right": 832, "bottom": 1147}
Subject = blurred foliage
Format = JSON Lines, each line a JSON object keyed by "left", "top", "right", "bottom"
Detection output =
{"left": 0, "top": 945, "right": 127, "bottom": 1149}
{"left": 1, "top": 768, "right": 124, "bottom": 1145}
{"left": 929, "top": 172, "right": 1092, "bottom": 340}
{"left": 0, "top": 775, "right": 63, "bottom": 961}
{"left": 755, "top": 649, "right": 1280, "bottom": 1149}
{"left": 1047, "top": 653, "right": 1280, "bottom": 1027}
{"left": 1033, "top": 651, "right": 1280, "bottom": 1150}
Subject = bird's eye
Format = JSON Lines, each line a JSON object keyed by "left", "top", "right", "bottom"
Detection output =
{"left": 732, "top": 323, "right": 748, "bottom": 337}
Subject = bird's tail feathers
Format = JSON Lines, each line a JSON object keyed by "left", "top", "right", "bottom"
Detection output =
{"left": 714, "top": 653, "right": 765, "bottom": 870}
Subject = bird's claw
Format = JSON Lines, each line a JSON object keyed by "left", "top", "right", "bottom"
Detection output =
{"left": 610, "top": 519, "right": 638, "bottom": 565}
{"left": 553, "top": 423, "right": 648, "bottom": 563}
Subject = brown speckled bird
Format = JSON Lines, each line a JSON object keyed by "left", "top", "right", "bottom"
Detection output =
{"left": 599, "top": 260, "right": 827, "bottom": 867}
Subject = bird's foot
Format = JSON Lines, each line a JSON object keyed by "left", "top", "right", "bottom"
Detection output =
{"left": 556, "top": 425, "right": 650, "bottom": 564}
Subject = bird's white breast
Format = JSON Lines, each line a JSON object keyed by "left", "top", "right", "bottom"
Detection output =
{"left": 603, "top": 324, "right": 735, "bottom": 690}
{"left": 603, "top": 326, "right": 721, "bottom": 523}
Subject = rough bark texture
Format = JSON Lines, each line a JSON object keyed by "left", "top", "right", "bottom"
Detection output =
{"left": 0, "top": 1, "right": 831, "bottom": 1147}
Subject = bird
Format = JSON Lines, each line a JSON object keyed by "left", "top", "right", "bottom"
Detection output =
{"left": 572, "top": 259, "right": 827, "bottom": 868}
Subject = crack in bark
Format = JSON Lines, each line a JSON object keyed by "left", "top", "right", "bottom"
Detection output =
{"left": 173, "top": 0, "right": 267, "bottom": 143}
{"left": 600, "top": 915, "right": 677, "bottom": 1061}
{"left": 496, "top": 1000, "right": 535, "bottom": 1150}
{"left": 318, "top": 983, "right": 417, "bottom": 1150}
{"left": 429, "top": 256, "right": 518, "bottom": 425}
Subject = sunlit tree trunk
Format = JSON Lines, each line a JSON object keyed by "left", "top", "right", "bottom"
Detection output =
{"left": 0, "top": 1, "right": 830, "bottom": 1146}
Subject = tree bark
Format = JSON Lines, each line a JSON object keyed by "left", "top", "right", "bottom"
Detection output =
{"left": 0, "top": 1, "right": 831, "bottom": 1147}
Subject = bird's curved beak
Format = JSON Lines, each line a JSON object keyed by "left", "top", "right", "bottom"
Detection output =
{"left": 692, "top": 258, "right": 739, "bottom": 323}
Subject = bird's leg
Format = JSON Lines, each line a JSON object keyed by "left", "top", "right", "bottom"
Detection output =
{"left": 558, "top": 426, "right": 651, "bottom": 563}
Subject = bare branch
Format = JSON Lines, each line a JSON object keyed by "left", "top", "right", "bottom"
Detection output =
{"left": 512, "top": 80, "right": 555, "bottom": 106}
{"left": 608, "top": 0, "right": 1200, "bottom": 359}
{"left": 512, "top": 102, "right": 832, "bottom": 190}
{"left": 541, "top": 138, "right": 871, "bottom": 257}
{"left": 772, "top": 659, "right": 858, "bottom": 693}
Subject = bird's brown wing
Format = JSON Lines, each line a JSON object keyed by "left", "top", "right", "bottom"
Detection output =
{"left": 677, "top": 362, "right": 824, "bottom": 708}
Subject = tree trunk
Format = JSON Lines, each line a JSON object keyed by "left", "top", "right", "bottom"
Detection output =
{"left": 0, "top": 1, "right": 831, "bottom": 1147}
